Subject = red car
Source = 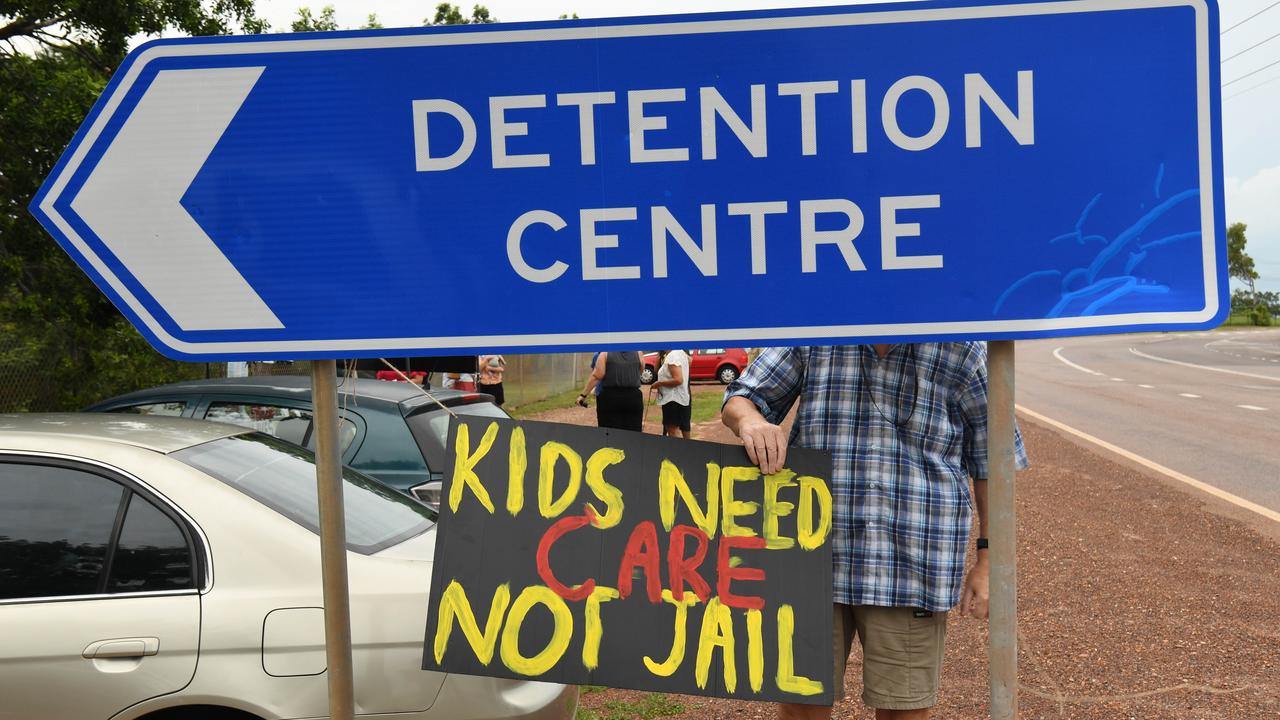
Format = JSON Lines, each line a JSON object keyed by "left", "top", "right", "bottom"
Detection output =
{"left": 641, "top": 348, "right": 750, "bottom": 385}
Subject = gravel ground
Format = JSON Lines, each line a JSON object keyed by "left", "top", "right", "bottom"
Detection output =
{"left": 523, "top": 385, "right": 1280, "bottom": 719}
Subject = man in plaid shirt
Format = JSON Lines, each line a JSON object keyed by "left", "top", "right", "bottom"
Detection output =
{"left": 723, "top": 342, "right": 1027, "bottom": 720}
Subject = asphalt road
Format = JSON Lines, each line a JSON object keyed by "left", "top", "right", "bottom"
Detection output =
{"left": 1016, "top": 328, "right": 1280, "bottom": 512}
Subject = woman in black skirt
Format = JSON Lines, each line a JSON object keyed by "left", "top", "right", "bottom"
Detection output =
{"left": 577, "top": 350, "right": 644, "bottom": 431}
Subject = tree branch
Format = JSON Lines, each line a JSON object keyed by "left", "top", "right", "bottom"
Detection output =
{"left": 0, "top": 15, "right": 64, "bottom": 43}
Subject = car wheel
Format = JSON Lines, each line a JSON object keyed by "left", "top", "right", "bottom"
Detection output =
{"left": 717, "top": 365, "right": 740, "bottom": 384}
{"left": 641, "top": 365, "right": 656, "bottom": 385}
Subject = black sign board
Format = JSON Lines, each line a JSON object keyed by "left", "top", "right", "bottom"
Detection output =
{"left": 422, "top": 418, "right": 834, "bottom": 705}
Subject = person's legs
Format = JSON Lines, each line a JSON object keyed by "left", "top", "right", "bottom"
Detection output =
{"left": 661, "top": 401, "right": 689, "bottom": 438}
{"left": 777, "top": 704, "right": 832, "bottom": 720}
{"left": 623, "top": 387, "right": 645, "bottom": 431}
{"left": 596, "top": 387, "right": 617, "bottom": 429}
{"left": 853, "top": 607, "right": 947, "bottom": 717}
{"left": 662, "top": 401, "right": 691, "bottom": 439}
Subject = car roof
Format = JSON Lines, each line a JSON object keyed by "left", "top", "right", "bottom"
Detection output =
{"left": 0, "top": 413, "right": 249, "bottom": 454}
{"left": 87, "top": 375, "right": 484, "bottom": 412}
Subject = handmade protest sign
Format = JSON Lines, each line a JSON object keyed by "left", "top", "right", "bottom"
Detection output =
{"left": 422, "top": 418, "right": 835, "bottom": 705}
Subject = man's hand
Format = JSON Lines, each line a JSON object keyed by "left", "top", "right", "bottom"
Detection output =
{"left": 958, "top": 554, "right": 990, "bottom": 619}
{"left": 738, "top": 415, "right": 788, "bottom": 475}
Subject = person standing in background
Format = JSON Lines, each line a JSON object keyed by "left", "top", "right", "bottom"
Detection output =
{"left": 653, "top": 349, "right": 691, "bottom": 438}
{"left": 478, "top": 354, "right": 506, "bottom": 406}
{"left": 577, "top": 350, "right": 644, "bottom": 431}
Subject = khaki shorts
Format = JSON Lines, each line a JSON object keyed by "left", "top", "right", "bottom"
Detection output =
{"left": 832, "top": 604, "right": 948, "bottom": 711}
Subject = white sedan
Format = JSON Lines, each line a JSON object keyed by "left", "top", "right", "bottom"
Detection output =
{"left": 0, "top": 414, "right": 577, "bottom": 720}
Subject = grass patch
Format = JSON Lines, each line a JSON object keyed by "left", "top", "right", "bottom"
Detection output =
{"left": 689, "top": 389, "right": 725, "bottom": 425}
{"left": 1215, "top": 313, "right": 1274, "bottom": 329}
{"left": 506, "top": 387, "right": 583, "bottom": 419}
{"left": 576, "top": 692, "right": 687, "bottom": 720}
{"left": 506, "top": 385, "right": 727, "bottom": 426}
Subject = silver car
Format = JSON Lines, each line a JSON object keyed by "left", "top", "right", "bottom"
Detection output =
{"left": 0, "top": 414, "right": 577, "bottom": 720}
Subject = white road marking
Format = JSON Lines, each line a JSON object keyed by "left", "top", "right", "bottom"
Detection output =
{"left": 1138, "top": 384, "right": 1155, "bottom": 388}
{"left": 1179, "top": 393, "right": 1201, "bottom": 398}
{"left": 1238, "top": 405, "right": 1268, "bottom": 411}
{"left": 1129, "top": 347, "right": 1280, "bottom": 383}
{"left": 1017, "top": 405, "right": 1280, "bottom": 524}
{"left": 1110, "top": 378, "right": 1125, "bottom": 382}
{"left": 1053, "top": 347, "right": 1104, "bottom": 376}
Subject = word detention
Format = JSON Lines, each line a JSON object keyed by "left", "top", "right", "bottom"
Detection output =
{"left": 411, "top": 73, "right": 1034, "bottom": 284}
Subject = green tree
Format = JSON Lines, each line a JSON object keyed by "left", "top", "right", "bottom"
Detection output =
{"left": 1227, "top": 222, "right": 1258, "bottom": 292}
{"left": 427, "top": 3, "right": 496, "bottom": 25}
{"left": 0, "top": 2, "right": 265, "bottom": 411}
{"left": 1225, "top": 223, "right": 1275, "bottom": 324}
{"left": 290, "top": 5, "right": 338, "bottom": 32}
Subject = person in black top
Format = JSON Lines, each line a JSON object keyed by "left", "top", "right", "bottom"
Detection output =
{"left": 577, "top": 350, "right": 644, "bottom": 431}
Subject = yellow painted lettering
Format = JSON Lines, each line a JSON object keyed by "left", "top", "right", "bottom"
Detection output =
{"left": 449, "top": 422, "right": 498, "bottom": 514}
{"left": 433, "top": 580, "right": 509, "bottom": 665}
{"left": 642, "top": 589, "right": 701, "bottom": 677}
{"left": 776, "top": 604, "right": 823, "bottom": 696}
{"left": 538, "top": 441, "right": 583, "bottom": 518}
{"left": 797, "top": 476, "right": 833, "bottom": 550}
{"left": 695, "top": 596, "right": 737, "bottom": 693}
{"left": 499, "top": 585, "right": 574, "bottom": 676}
{"left": 658, "top": 460, "right": 720, "bottom": 538}
{"left": 582, "top": 585, "right": 620, "bottom": 670}
{"left": 720, "top": 466, "right": 760, "bottom": 538}
{"left": 762, "top": 470, "right": 797, "bottom": 550}
{"left": 584, "top": 447, "right": 626, "bottom": 529}
{"left": 507, "top": 426, "right": 526, "bottom": 516}
{"left": 747, "top": 608, "right": 764, "bottom": 693}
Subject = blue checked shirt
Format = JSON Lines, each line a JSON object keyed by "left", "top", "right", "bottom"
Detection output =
{"left": 725, "top": 343, "right": 1028, "bottom": 612}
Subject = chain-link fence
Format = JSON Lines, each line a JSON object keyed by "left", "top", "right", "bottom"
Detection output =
{"left": 501, "top": 353, "right": 591, "bottom": 408}
{"left": 225, "top": 355, "right": 595, "bottom": 409}
{"left": 0, "top": 346, "right": 590, "bottom": 413}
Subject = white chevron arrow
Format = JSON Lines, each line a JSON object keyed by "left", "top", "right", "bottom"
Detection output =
{"left": 70, "top": 66, "right": 283, "bottom": 331}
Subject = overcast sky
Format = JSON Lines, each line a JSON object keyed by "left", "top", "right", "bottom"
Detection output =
{"left": 240, "top": 0, "right": 1280, "bottom": 292}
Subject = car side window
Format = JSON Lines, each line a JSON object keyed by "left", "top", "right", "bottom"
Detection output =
{"left": 108, "top": 494, "right": 194, "bottom": 593}
{"left": 305, "top": 421, "right": 358, "bottom": 455}
{"left": 206, "top": 402, "right": 312, "bottom": 443}
{"left": 204, "top": 402, "right": 356, "bottom": 453}
{"left": 111, "top": 402, "right": 186, "bottom": 416}
{"left": 0, "top": 463, "right": 124, "bottom": 600}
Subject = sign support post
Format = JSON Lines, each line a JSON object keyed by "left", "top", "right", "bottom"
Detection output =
{"left": 987, "top": 340, "right": 1018, "bottom": 718}
{"left": 310, "top": 360, "right": 356, "bottom": 720}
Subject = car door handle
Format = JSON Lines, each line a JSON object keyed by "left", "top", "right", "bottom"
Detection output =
{"left": 82, "top": 637, "right": 160, "bottom": 659}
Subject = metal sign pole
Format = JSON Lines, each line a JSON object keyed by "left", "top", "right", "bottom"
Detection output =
{"left": 987, "top": 340, "right": 1018, "bottom": 719}
{"left": 311, "top": 360, "right": 356, "bottom": 720}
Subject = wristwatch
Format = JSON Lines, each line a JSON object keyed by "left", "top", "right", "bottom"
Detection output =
{"left": 976, "top": 537, "right": 989, "bottom": 550}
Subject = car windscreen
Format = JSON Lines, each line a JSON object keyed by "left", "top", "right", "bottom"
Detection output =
{"left": 406, "top": 402, "right": 509, "bottom": 472}
{"left": 172, "top": 433, "right": 435, "bottom": 555}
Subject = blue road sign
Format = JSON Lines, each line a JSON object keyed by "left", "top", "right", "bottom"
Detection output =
{"left": 31, "top": 0, "right": 1226, "bottom": 361}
